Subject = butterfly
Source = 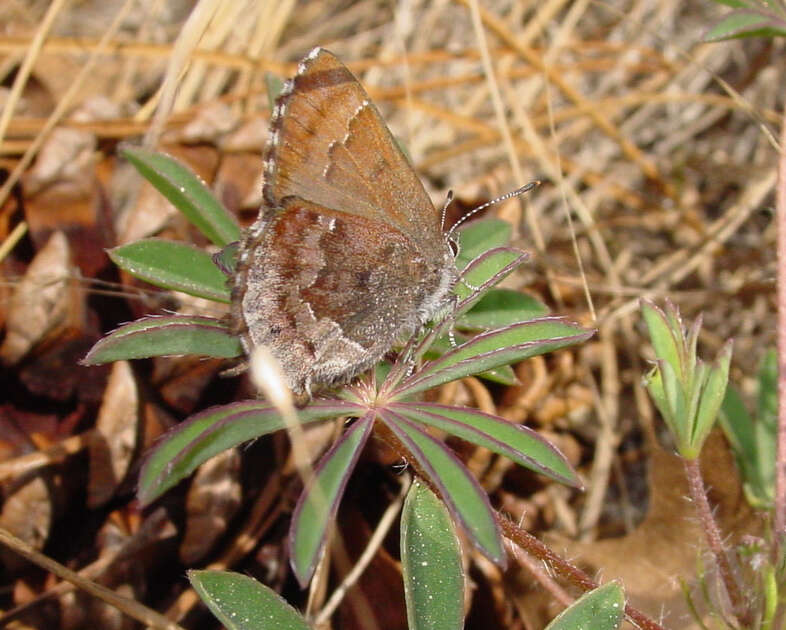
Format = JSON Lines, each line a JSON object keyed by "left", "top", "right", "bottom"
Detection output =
{"left": 230, "top": 48, "right": 458, "bottom": 402}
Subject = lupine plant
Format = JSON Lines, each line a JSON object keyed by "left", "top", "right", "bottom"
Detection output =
{"left": 81, "top": 146, "right": 627, "bottom": 629}
{"left": 641, "top": 300, "right": 772, "bottom": 628}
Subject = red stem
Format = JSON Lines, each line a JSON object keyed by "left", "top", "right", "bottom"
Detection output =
{"left": 499, "top": 515, "right": 668, "bottom": 630}
{"left": 682, "top": 458, "right": 750, "bottom": 625}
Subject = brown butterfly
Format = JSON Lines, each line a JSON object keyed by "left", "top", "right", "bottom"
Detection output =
{"left": 231, "top": 48, "right": 457, "bottom": 401}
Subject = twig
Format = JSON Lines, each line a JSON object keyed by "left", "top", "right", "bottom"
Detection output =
{"left": 0, "top": 509, "right": 174, "bottom": 626}
{"left": 0, "top": 527, "right": 184, "bottom": 630}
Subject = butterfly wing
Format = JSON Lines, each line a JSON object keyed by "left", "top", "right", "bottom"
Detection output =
{"left": 262, "top": 48, "right": 441, "bottom": 247}
{"left": 233, "top": 48, "right": 457, "bottom": 396}
{"left": 235, "top": 198, "right": 453, "bottom": 395}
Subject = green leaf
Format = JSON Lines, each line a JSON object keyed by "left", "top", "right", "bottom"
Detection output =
{"left": 690, "top": 342, "right": 731, "bottom": 455}
{"left": 685, "top": 316, "right": 701, "bottom": 377}
{"left": 399, "top": 318, "right": 593, "bottom": 397}
{"left": 704, "top": 10, "right": 786, "bottom": 41}
{"left": 413, "top": 249, "right": 528, "bottom": 365}
{"left": 81, "top": 315, "right": 242, "bottom": 365}
{"left": 721, "top": 384, "right": 771, "bottom": 506}
{"left": 108, "top": 239, "right": 231, "bottom": 302}
{"left": 383, "top": 413, "right": 504, "bottom": 565}
{"left": 189, "top": 570, "right": 310, "bottom": 630}
{"left": 139, "top": 400, "right": 357, "bottom": 504}
{"left": 720, "top": 353, "right": 775, "bottom": 508}
{"left": 750, "top": 419, "right": 776, "bottom": 507}
{"left": 685, "top": 361, "right": 709, "bottom": 451}
{"left": 474, "top": 365, "right": 518, "bottom": 385}
{"left": 706, "top": 0, "right": 755, "bottom": 8}
{"left": 453, "top": 248, "right": 526, "bottom": 302}
{"left": 720, "top": 384, "right": 756, "bottom": 465}
{"left": 213, "top": 241, "right": 240, "bottom": 276}
{"left": 427, "top": 334, "right": 518, "bottom": 386}
{"left": 290, "top": 415, "right": 374, "bottom": 586}
{"left": 658, "top": 358, "right": 690, "bottom": 452}
{"left": 545, "top": 581, "right": 625, "bottom": 630}
{"left": 643, "top": 362, "right": 675, "bottom": 436}
{"left": 401, "top": 481, "right": 465, "bottom": 630}
{"left": 121, "top": 146, "right": 240, "bottom": 246}
{"left": 757, "top": 348, "right": 777, "bottom": 428}
{"left": 394, "top": 402, "right": 579, "bottom": 487}
{"left": 641, "top": 300, "right": 685, "bottom": 384}
{"left": 454, "top": 218, "right": 512, "bottom": 270}
{"left": 458, "top": 289, "right": 548, "bottom": 329}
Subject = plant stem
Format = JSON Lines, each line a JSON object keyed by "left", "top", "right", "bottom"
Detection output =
{"left": 498, "top": 514, "right": 668, "bottom": 630}
{"left": 682, "top": 457, "right": 750, "bottom": 626}
{"left": 774, "top": 93, "right": 786, "bottom": 560}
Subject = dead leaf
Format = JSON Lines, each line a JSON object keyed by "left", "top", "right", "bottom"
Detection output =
{"left": 336, "top": 501, "right": 408, "bottom": 630}
{"left": 179, "top": 449, "right": 242, "bottom": 564}
{"left": 523, "top": 431, "right": 756, "bottom": 629}
{"left": 88, "top": 361, "right": 139, "bottom": 508}
{"left": 0, "top": 475, "right": 52, "bottom": 572}
{"left": 0, "top": 231, "right": 77, "bottom": 365}
{"left": 220, "top": 115, "right": 267, "bottom": 153}
{"left": 153, "top": 355, "right": 226, "bottom": 415}
{"left": 23, "top": 127, "right": 97, "bottom": 195}
{"left": 213, "top": 152, "right": 264, "bottom": 216}
{"left": 180, "top": 101, "right": 240, "bottom": 143}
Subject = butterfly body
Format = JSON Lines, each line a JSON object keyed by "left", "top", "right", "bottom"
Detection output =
{"left": 231, "top": 48, "right": 456, "bottom": 398}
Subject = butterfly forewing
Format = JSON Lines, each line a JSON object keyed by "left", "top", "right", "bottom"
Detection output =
{"left": 264, "top": 48, "right": 441, "bottom": 246}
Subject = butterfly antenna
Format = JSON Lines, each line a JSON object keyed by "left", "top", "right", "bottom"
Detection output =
{"left": 446, "top": 180, "right": 541, "bottom": 241}
{"left": 440, "top": 190, "right": 454, "bottom": 232}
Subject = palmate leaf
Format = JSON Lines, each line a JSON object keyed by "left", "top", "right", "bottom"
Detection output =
{"left": 381, "top": 410, "right": 505, "bottom": 566}
{"left": 105, "top": 145, "right": 595, "bottom": 623}
{"left": 641, "top": 300, "right": 731, "bottom": 459}
{"left": 391, "top": 402, "right": 579, "bottom": 487}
